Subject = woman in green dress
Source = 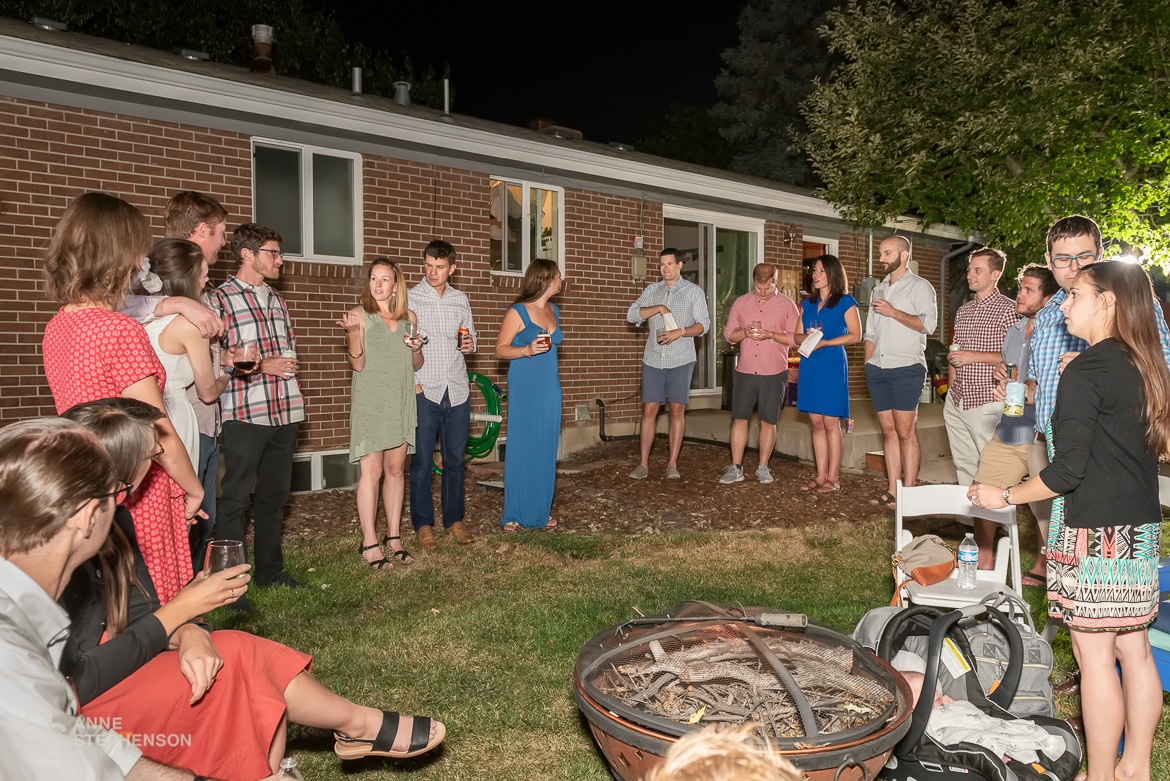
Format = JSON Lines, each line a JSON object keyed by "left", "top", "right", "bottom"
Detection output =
{"left": 339, "top": 259, "right": 424, "bottom": 569}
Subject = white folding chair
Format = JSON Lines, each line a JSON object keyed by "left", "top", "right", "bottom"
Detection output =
{"left": 894, "top": 480, "right": 1023, "bottom": 608}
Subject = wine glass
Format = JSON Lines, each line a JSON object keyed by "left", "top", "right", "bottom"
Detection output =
{"left": 810, "top": 319, "right": 822, "bottom": 332}
{"left": 235, "top": 340, "right": 260, "bottom": 372}
{"left": 206, "top": 540, "right": 245, "bottom": 574}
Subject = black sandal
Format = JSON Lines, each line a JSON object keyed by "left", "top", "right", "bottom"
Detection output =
{"left": 382, "top": 535, "right": 414, "bottom": 565}
{"left": 359, "top": 541, "right": 393, "bottom": 569}
{"left": 870, "top": 491, "right": 896, "bottom": 509}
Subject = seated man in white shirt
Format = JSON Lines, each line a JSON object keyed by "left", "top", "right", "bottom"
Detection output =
{"left": 0, "top": 417, "right": 212, "bottom": 781}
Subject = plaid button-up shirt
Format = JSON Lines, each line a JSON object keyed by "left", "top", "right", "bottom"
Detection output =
{"left": 626, "top": 277, "right": 711, "bottom": 370}
{"left": 1031, "top": 288, "right": 1170, "bottom": 434}
{"left": 949, "top": 290, "right": 1018, "bottom": 409}
{"left": 212, "top": 277, "right": 305, "bottom": 427}
{"left": 408, "top": 282, "right": 477, "bottom": 405}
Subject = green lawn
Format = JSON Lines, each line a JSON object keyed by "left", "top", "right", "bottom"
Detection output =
{"left": 210, "top": 519, "right": 1170, "bottom": 780}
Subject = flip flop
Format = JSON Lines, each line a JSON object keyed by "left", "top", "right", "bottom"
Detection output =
{"left": 1021, "top": 570, "right": 1046, "bottom": 587}
{"left": 502, "top": 521, "right": 523, "bottom": 533}
{"left": 800, "top": 479, "right": 822, "bottom": 491}
{"left": 543, "top": 518, "right": 558, "bottom": 531}
{"left": 816, "top": 482, "right": 840, "bottom": 493}
{"left": 870, "top": 491, "right": 896, "bottom": 509}
{"left": 334, "top": 711, "right": 446, "bottom": 760}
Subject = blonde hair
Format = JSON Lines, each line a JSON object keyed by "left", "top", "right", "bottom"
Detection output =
{"left": 360, "top": 258, "right": 409, "bottom": 319}
{"left": 644, "top": 726, "right": 801, "bottom": 781}
{"left": 43, "top": 192, "right": 152, "bottom": 307}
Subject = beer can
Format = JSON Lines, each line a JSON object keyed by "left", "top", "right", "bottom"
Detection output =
{"left": 457, "top": 327, "right": 470, "bottom": 349}
{"left": 845, "top": 418, "right": 854, "bottom": 434}
{"left": 949, "top": 343, "right": 961, "bottom": 365}
{"left": 281, "top": 349, "right": 297, "bottom": 360}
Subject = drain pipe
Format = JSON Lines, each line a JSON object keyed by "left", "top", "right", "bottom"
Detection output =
{"left": 867, "top": 228, "right": 874, "bottom": 277}
{"left": 938, "top": 237, "right": 979, "bottom": 344}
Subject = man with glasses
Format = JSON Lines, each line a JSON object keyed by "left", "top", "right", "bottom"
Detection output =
{"left": 212, "top": 224, "right": 306, "bottom": 610}
{"left": 1026, "top": 214, "right": 1170, "bottom": 701}
{"left": 626, "top": 248, "right": 711, "bottom": 480}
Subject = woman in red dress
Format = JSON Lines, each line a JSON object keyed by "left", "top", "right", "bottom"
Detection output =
{"left": 41, "top": 192, "right": 204, "bottom": 603}
{"left": 59, "top": 398, "right": 445, "bottom": 780}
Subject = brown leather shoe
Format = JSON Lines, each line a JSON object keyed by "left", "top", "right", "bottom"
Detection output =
{"left": 448, "top": 521, "right": 474, "bottom": 544}
{"left": 1054, "top": 670, "right": 1081, "bottom": 697}
{"left": 1065, "top": 714, "right": 1083, "bottom": 734}
{"left": 416, "top": 526, "right": 436, "bottom": 549}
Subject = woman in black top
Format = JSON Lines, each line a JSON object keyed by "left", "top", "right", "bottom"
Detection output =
{"left": 971, "top": 262, "right": 1170, "bottom": 781}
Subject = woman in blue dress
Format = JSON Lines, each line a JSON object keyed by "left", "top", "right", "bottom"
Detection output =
{"left": 795, "top": 254, "right": 861, "bottom": 492}
{"left": 494, "top": 259, "right": 564, "bottom": 530}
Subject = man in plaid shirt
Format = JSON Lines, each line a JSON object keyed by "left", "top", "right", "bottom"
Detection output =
{"left": 943, "top": 247, "right": 1018, "bottom": 506}
{"left": 213, "top": 223, "right": 306, "bottom": 607}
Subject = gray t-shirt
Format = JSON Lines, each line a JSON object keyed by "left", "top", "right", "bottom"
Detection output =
{"left": 996, "top": 318, "right": 1036, "bottom": 446}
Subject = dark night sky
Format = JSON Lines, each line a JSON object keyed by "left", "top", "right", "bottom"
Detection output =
{"left": 334, "top": 1, "right": 747, "bottom": 144}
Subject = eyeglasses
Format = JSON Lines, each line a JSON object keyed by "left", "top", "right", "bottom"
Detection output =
{"left": 258, "top": 248, "right": 284, "bottom": 258}
{"left": 96, "top": 480, "right": 133, "bottom": 507}
{"left": 150, "top": 444, "right": 165, "bottom": 460}
{"left": 1050, "top": 252, "right": 1099, "bottom": 269}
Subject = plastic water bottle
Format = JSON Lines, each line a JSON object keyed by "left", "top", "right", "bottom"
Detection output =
{"left": 274, "top": 757, "right": 305, "bottom": 780}
{"left": 957, "top": 533, "right": 978, "bottom": 590}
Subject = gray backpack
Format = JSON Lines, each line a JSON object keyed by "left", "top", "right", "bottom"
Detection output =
{"left": 961, "top": 591, "right": 1055, "bottom": 718}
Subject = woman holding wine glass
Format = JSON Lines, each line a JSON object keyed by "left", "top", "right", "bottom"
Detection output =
{"left": 339, "top": 258, "right": 424, "bottom": 568}
{"left": 58, "top": 397, "right": 445, "bottom": 780}
{"left": 40, "top": 192, "right": 204, "bottom": 604}
{"left": 494, "top": 259, "right": 564, "bottom": 531}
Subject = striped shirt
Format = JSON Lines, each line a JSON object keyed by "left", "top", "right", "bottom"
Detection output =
{"left": 408, "top": 282, "right": 477, "bottom": 405}
{"left": 212, "top": 277, "right": 305, "bottom": 427}
{"left": 949, "top": 290, "right": 1018, "bottom": 409}
{"left": 626, "top": 278, "right": 711, "bottom": 370}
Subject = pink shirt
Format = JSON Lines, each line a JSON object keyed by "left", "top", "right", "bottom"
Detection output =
{"left": 724, "top": 290, "right": 800, "bottom": 376}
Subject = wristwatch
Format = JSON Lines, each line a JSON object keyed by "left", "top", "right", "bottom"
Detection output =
{"left": 1002, "top": 487, "right": 1012, "bottom": 505}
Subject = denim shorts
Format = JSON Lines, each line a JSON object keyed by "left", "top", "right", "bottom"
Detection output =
{"left": 865, "top": 363, "right": 925, "bottom": 412}
{"left": 642, "top": 362, "right": 695, "bottom": 405}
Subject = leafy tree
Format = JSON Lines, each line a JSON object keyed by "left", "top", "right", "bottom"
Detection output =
{"left": 713, "top": 0, "right": 843, "bottom": 188}
{"left": 2, "top": 0, "right": 444, "bottom": 105}
{"left": 802, "top": 0, "right": 1170, "bottom": 267}
{"left": 634, "top": 103, "right": 735, "bottom": 170}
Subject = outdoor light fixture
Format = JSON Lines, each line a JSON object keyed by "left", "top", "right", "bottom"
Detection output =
{"left": 173, "top": 48, "right": 211, "bottom": 61}
{"left": 30, "top": 17, "right": 67, "bottom": 32}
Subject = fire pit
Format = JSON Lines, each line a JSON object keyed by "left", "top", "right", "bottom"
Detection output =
{"left": 575, "top": 602, "right": 912, "bottom": 780}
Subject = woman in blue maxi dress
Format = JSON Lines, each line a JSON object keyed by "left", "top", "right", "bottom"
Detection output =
{"left": 495, "top": 259, "right": 564, "bottom": 530}
{"left": 795, "top": 254, "right": 861, "bottom": 492}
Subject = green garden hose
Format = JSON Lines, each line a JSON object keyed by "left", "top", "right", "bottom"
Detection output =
{"left": 432, "top": 371, "right": 504, "bottom": 473}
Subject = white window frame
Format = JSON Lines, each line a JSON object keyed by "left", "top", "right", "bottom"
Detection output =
{"left": 251, "top": 137, "right": 363, "bottom": 265}
{"left": 489, "top": 175, "right": 566, "bottom": 276}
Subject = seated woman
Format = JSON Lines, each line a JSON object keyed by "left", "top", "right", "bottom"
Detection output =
{"left": 58, "top": 398, "right": 445, "bottom": 780}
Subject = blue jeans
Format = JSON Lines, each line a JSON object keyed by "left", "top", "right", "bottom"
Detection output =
{"left": 409, "top": 390, "right": 469, "bottom": 529}
{"left": 189, "top": 433, "right": 219, "bottom": 572}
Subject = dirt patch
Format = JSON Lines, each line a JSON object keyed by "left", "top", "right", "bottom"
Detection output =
{"left": 283, "top": 438, "right": 894, "bottom": 544}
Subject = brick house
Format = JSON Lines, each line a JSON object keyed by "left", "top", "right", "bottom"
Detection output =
{"left": 0, "top": 18, "right": 966, "bottom": 488}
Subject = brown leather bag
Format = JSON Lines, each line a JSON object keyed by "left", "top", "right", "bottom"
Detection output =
{"left": 891, "top": 534, "right": 956, "bottom": 606}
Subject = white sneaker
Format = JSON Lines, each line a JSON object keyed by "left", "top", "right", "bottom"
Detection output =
{"left": 755, "top": 465, "right": 774, "bottom": 484}
{"left": 718, "top": 465, "right": 745, "bottom": 484}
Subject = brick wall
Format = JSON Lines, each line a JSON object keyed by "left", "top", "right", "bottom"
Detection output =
{"left": 0, "top": 93, "right": 950, "bottom": 453}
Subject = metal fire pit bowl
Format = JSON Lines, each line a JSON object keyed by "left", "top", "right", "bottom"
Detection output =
{"left": 574, "top": 602, "right": 912, "bottom": 781}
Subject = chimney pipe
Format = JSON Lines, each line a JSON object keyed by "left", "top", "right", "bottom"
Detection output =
{"left": 393, "top": 81, "right": 411, "bottom": 106}
{"left": 351, "top": 67, "right": 362, "bottom": 96}
{"left": 251, "top": 24, "right": 274, "bottom": 76}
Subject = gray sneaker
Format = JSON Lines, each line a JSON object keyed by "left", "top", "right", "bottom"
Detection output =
{"left": 629, "top": 464, "right": 649, "bottom": 479}
{"left": 718, "top": 464, "right": 745, "bottom": 484}
{"left": 665, "top": 465, "right": 682, "bottom": 480}
{"left": 755, "top": 465, "right": 774, "bottom": 484}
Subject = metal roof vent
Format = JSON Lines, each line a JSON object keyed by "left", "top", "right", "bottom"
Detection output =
{"left": 393, "top": 81, "right": 411, "bottom": 106}
{"left": 30, "top": 17, "right": 67, "bottom": 32}
{"left": 609, "top": 142, "right": 636, "bottom": 152}
{"left": 173, "top": 48, "right": 211, "bottom": 61}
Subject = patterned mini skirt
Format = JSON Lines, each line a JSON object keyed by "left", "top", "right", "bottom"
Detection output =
{"left": 1045, "top": 496, "right": 1161, "bottom": 632}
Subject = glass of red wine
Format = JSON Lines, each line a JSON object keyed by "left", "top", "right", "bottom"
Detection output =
{"left": 235, "top": 340, "right": 260, "bottom": 372}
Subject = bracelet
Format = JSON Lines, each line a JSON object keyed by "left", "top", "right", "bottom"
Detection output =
{"left": 523, "top": 344, "right": 531, "bottom": 358}
{"left": 348, "top": 350, "right": 364, "bottom": 359}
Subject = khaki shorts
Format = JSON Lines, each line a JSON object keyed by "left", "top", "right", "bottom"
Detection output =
{"left": 973, "top": 434, "right": 1045, "bottom": 486}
